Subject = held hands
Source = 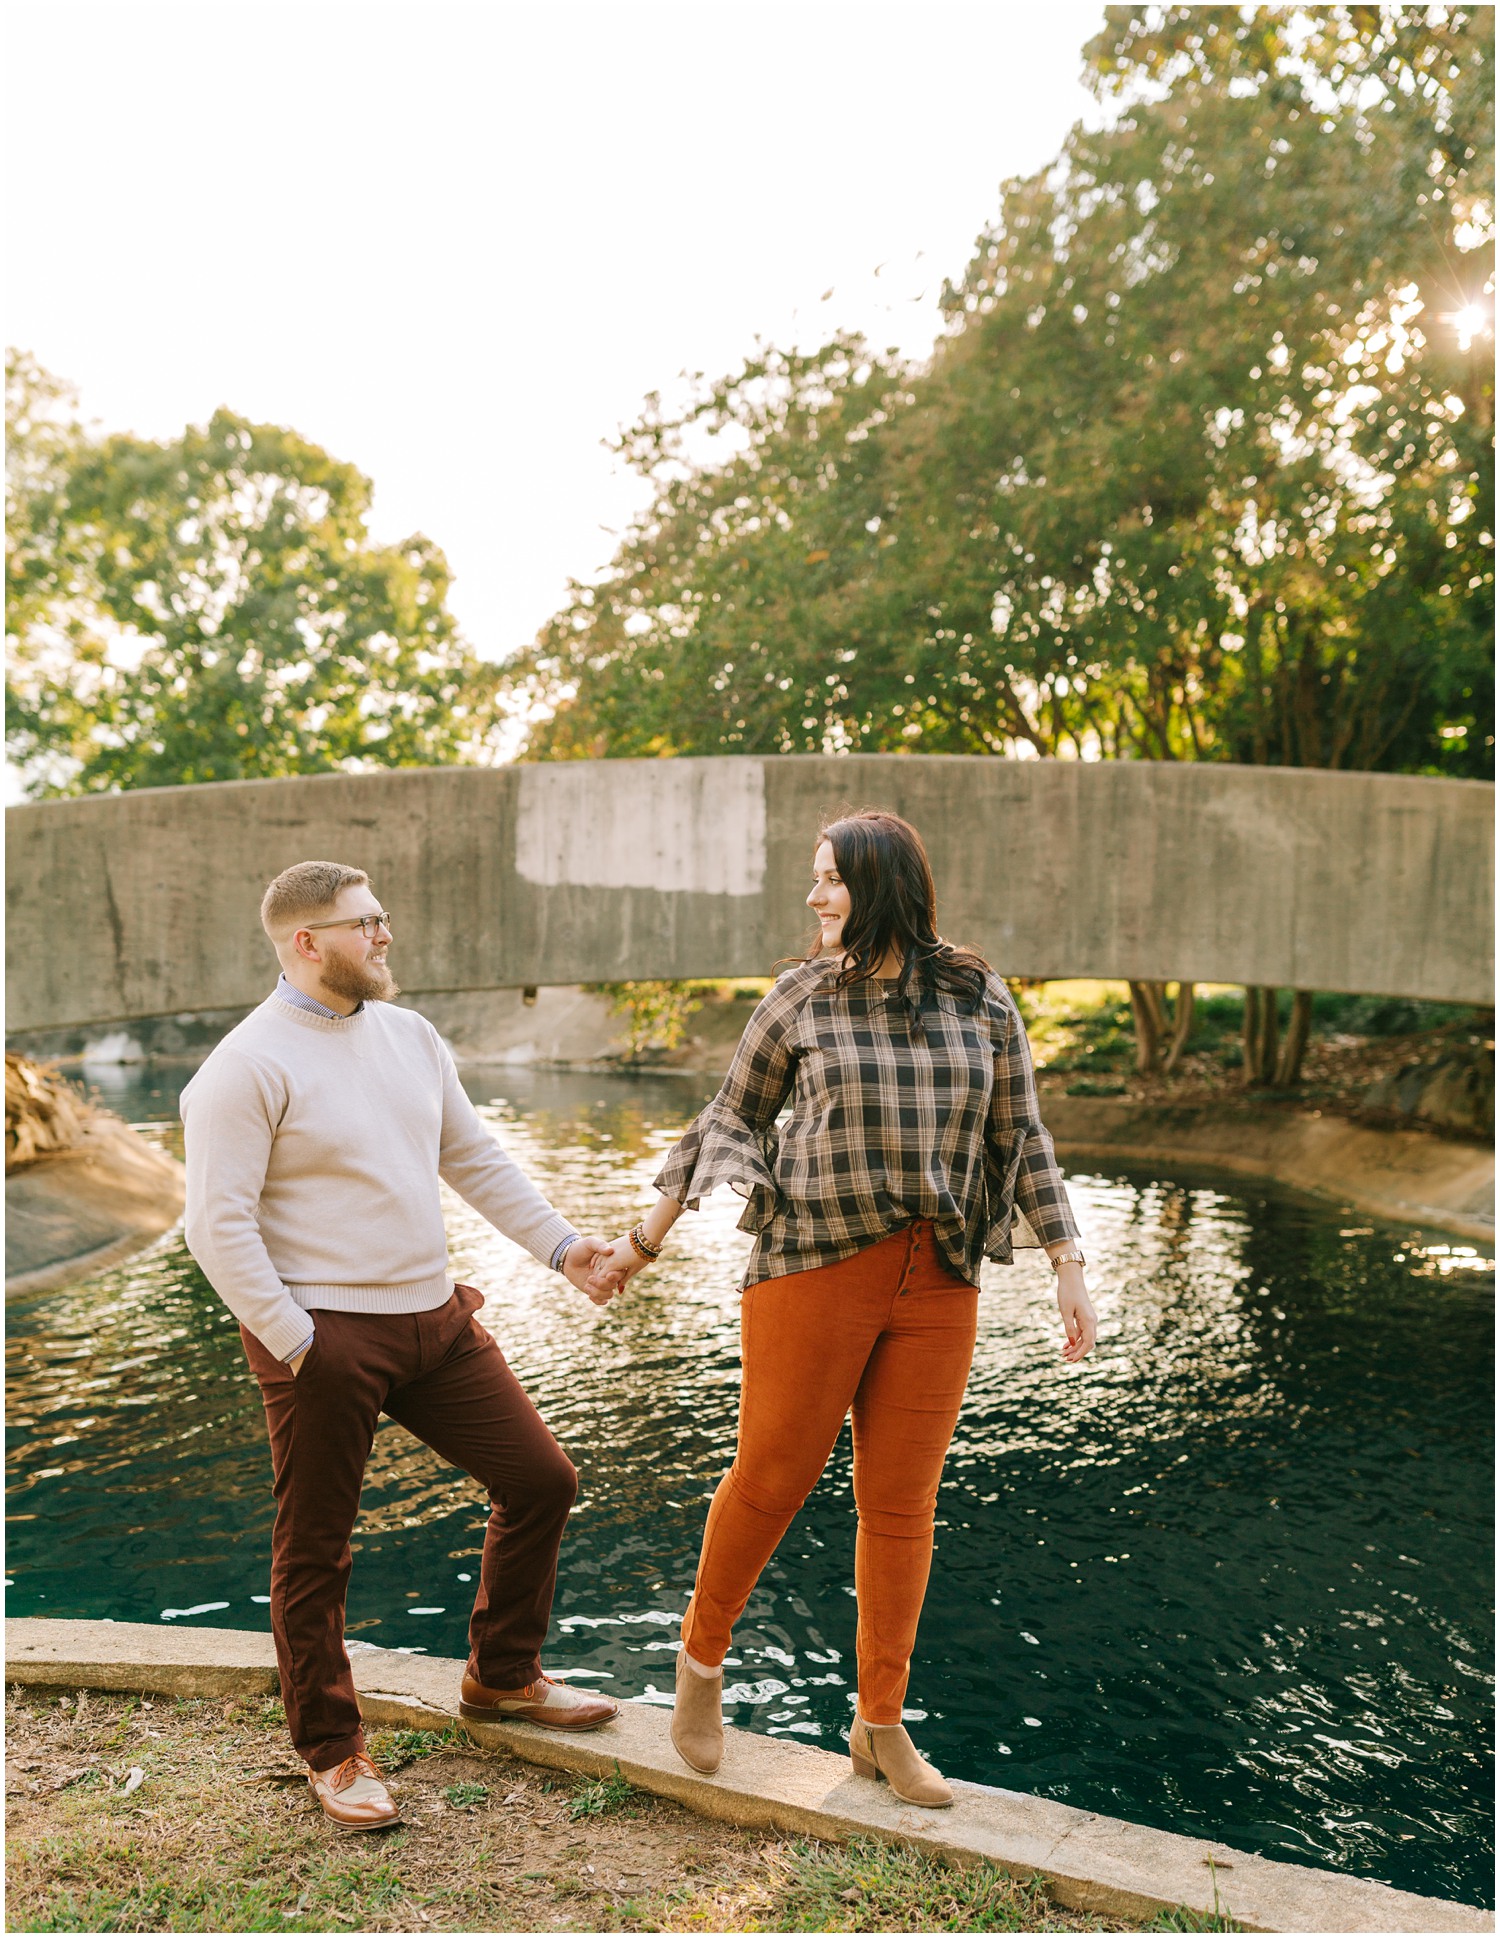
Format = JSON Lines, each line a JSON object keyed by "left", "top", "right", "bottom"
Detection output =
{"left": 575, "top": 1195, "right": 682, "bottom": 1303}
{"left": 565, "top": 1201, "right": 679, "bottom": 1308}
{"left": 561, "top": 1235, "right": 631, "bottom": 1307}
{"left": 1054, "top": 1262, "right": 1097, "bottom": 1364}
{"left": 584, "top": 1234, "right": 653, "bottom": 1300}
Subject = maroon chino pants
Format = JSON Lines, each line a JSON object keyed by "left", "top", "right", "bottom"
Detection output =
{"left": 241, "top": 1285, "right": 577, "bottom": 1770}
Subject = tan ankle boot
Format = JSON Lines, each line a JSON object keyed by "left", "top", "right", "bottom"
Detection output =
{"left": 849, "top": 1716, "right": 953, "bottom": 1807}
{"left": 670, "top": 1650, "right": 724, "bottom": 1774}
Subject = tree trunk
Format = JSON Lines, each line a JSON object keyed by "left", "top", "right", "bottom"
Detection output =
{"left": 1243, "top": 986, "right": 1280, "bottom": 1087}
{"left": 1131, "top": 980, "right": 1200, "bottom": 1077}
{"left": 1163, "top": 982, "right": 1196, "bottom": 1075}
{"left": 1259, "top": 988, "right": 1280, "bottom": 1084}
{"left": 1128, "top": 980, "right": 1165, "bottom": 1073}
{"left": 1273, "top": 989, "right": 1313, "bottom": 1087}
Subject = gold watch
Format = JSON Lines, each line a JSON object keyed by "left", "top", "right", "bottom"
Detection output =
{"left": 1050, "top": 1248, "right": 1087, "bottom": 1271}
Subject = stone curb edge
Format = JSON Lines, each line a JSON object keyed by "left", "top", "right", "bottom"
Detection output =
{"left": 5, "top": 1620, "right": 1490, "bottom": 1934}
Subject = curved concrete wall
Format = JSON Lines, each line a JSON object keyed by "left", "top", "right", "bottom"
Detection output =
{"left": 5, "top": 757, "right": 1492, "bottom": 1036}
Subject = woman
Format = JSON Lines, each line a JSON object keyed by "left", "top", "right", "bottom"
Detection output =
{"left": 591, "top": 809, "right": 1096, "bottom": 1807}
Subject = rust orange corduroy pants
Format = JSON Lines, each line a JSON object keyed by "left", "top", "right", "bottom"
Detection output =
{"left": 681, "top": 1220, "right": 979, "bottom": 1724}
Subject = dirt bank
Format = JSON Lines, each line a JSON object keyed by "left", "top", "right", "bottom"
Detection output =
{"left": 6, "top": 1054, "right": 186, "bottom": 1297}
{"left": 1043, "top": 1094, "right": 1492, "bottom": 1240}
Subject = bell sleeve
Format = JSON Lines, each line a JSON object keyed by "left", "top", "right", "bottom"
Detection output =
{"left": 985, "top": 984, "right": 1081, "bottom": 1256}
{"left": 653, "top": 982, "right": 800, "bottom": 1226}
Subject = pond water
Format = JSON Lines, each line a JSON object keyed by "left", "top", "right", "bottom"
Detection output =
{"left": 6, "top": 1065, "right": 1493, "bottom": 1908}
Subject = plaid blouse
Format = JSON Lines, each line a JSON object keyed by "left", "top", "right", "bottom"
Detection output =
{"left": 654, "top": 958, "right": 1080, "bottom": 1288}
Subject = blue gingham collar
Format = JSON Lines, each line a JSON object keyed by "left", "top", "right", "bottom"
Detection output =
{"left": 275, "top": 972, "right": 363, "bottom": 1019}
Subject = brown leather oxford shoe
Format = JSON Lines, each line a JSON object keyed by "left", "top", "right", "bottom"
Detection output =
{"left": 307, "top": 1751, "right": 402, "bottom": 1831}
{"left": 459, "top": 1669, "right": 619, "bottom": 1730}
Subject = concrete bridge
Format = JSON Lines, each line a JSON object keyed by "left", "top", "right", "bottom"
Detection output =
{"left": 5, "top": 757, "right": 1492, "bottom": 1038}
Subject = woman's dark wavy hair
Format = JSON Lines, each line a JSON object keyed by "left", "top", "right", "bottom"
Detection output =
{"left": 807, "top": 809, "right": 991, "bottom": 1012}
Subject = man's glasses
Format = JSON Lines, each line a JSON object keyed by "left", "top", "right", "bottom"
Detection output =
{"left": 302, "top": 912, "right": 393, "bottom": 940}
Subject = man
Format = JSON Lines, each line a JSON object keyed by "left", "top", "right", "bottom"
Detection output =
{"left": 182, "top": 860, "right": 622, "bottom": 1831}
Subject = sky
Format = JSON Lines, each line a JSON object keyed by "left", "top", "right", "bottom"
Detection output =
{"left": 8, "top": 0, "right": 1106, "bottom": 667}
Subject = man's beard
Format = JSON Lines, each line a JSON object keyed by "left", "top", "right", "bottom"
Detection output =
{"left": 320, "top": 952, "right": 401, "bottom": 1006}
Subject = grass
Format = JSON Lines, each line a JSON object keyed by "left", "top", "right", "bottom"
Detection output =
{"left": 644, "top": 1836, "right": 1238, "bottom": 1932}
{"left": 1146, "top": 1858, "right": 1237, "bottom": 1934}
{"left": 1148, "top": 1908, "right": 1239, "bottom": 1932}
{"left": 743, "top": 1836, "right": 1102, "bottom": 1931}
{"left": 439, "top": 1780, "right": 489, "bottom": 1810}
{"left": 6, "top": 1687, "right": 1239, "bottom": 1933}
{"left": 567, "top": 1762, "right": 637, "bottom": 1820}
{"left": 14, "top": 1833, "right": 413, "bottom": 1934}
{"left": 365, "top": 1725, "right": 465, "bottom": 1770}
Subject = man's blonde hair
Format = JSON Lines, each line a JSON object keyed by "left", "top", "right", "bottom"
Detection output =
{"left": 260, "top": 861, "right": 370, "bottom": 941}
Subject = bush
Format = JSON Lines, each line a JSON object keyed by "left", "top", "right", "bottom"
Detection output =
{"left": 596, "top": 981, "right": 705, "bottom": 1060}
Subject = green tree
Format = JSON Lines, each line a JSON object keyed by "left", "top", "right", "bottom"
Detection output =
{"left": 517, "top": 337, "right": 912, "bottom": 760}
{"left": 6, "top": 358, "right": 502, "bottom": 794}
{"left": 519, "top": 5, "right": 1492, "bottom": 781}
{"left": 5, "top": 351, "right": 92, "bottom": 737}
{"left": 1055, "top": 2, "right": 1495, "bottom": 778}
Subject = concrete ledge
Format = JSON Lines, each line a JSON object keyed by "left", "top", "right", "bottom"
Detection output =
{"left": 1046, "top": 1096, "right": 1494, "bottom": 1242}
{"left": 6, "top": 1116, "right": 186, "bottom": 1298}
{"left": 6, "top": 1619, "right": 1488, "bottom": 1933}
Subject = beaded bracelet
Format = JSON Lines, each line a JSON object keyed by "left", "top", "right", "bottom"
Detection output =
{"left": 629, "top": 1223, "right": 662, "bottom": 1262}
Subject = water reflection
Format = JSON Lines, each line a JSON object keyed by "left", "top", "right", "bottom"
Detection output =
{"left": 5, "top": 1066, "right": 1492, "bottom": 1907}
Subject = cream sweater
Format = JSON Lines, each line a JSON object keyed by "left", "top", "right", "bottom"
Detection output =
{"left": 181, "top": 994, "right": 575, "bottom": 1360}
